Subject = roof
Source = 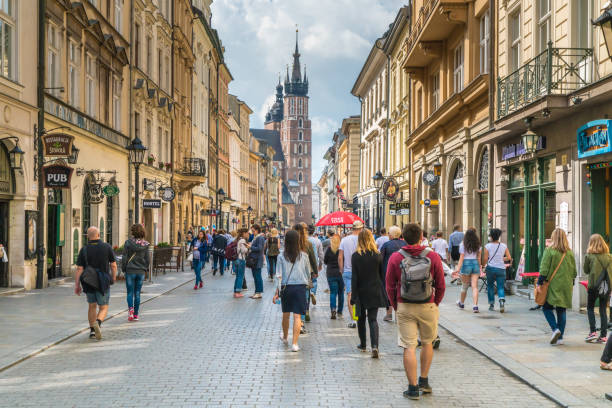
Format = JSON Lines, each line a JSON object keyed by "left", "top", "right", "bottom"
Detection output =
{"left": 250, "top": 128, "right": 284, "bottom": 162}
{"left": 282, "top": 183, "right": 295, "bottom": 205}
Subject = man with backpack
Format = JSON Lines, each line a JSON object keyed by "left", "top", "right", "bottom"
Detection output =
{"left": 212, "top": 230, "right": 228, "bottom": 275}
{"left": 386, "top": 223, "right": 445, "bottom": 400}
{"left": 74, "top": 227, "right": 117, "bottom": 340}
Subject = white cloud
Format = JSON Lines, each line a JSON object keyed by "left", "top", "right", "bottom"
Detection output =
{"left": 258, "top": 94, "right": 276, "bottom": 124}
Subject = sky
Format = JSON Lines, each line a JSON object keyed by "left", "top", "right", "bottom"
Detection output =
{"left": 210, "top": 0, "right": 406, "bottom": 185}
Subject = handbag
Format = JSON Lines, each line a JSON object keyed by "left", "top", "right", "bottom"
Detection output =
{"left": 534, "top": 252, "right": 566, "bottom": 306}
{"left": 594, "top": 257, "right": 611, "bottom": 296}
{"left": 246, "top": 251, "right": 258, "bottom": 269}
{"left": 279, "top": 262, "right": 296, "bottom": 299}
{"left": 80, "top": 246, "right": 100, "bottom": 292}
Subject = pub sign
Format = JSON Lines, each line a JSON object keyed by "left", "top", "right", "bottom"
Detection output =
{"left": 43, "top": 164, "right": 74, "bottom": 188}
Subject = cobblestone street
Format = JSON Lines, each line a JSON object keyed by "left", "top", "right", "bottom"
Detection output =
{"left": 0, "top": 270, "right": 557, "bottom": 408}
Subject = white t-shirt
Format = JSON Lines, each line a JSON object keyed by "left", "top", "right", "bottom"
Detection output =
{"left": 376, "top": 235, "right": 389, "bottom": 250}
{"left": 459, "top": 242, "right": 480, "bottom": 259}
{"left": 421, "top": 237, "right": 430, "bottom": 247}
{"left": 339, "top": 234, "right": 359, "bottom": 273}
{"left": 431, "top": 238, "right": 449, "bottom": 260}
{"left": 485, "top": 242, "right": 507, "bottom": 269}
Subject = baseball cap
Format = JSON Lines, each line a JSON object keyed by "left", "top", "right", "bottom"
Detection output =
{"left": 352, "top": 220, "right": 364, "bottom": 230}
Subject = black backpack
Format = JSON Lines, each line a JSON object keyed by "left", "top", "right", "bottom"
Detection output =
{"left": 79, "top": 245, "right": 111, "bottom": 294}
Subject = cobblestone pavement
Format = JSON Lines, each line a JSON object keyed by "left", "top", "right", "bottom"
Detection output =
{"left": 0, "top": 270, "right": 557, "bottom": 408}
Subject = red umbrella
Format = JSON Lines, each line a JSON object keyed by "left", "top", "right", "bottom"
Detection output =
{"left": 315, "top": 211, "right": 364, "bottom": 227}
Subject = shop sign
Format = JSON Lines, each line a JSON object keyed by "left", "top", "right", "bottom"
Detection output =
{"left": 89, "top": 183, "right": 104, "bottom": 204}
{"left": 102, "top": 184, "right": 120, "bottom": 197}
{"left": 142, "top": 199, "right": 162, "bottom": 209}
{"left": 43, "top": 134, "right": 74, "bottom": 156}
{"left": 42, "top": 164, "right": 74, "bottom": 188}
{"left": 453, "top": 177, "right": 463, "bottom": 191}
{"left": 420, "top": 199, "right": 439, "bottom": 207}
{"left": 501, "top": 136, "right": 547, "bottom": 160}
{"left": 143, "top": 178, "right": 156, "bottom": 191}
{"left": 160, "top": 187, "right": 176, "bottom": 202}
{"left": 423, "top": 171, "right": 439, "bottom": 186}
{"left": 389, "top": 202, "right": 410, "bottom": 215}
{"left": 577, "top": 120, "right": 612, "bottom": 159}
{"left": 382, "top": 177, "right": 399, "bottom": 201}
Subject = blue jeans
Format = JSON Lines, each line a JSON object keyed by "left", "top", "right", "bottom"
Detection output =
{"left": 485, "top": 266, "right": 506, "bottom": 305}
{"left": 461, "top": 259, "right": 480, "bottom": 275}
{"left": 327, "top": 276, "right": 344, "bottom": 313}
{"left": 203, "top": 250, "right": 210, "bottom": 263}
{"left": 267, "top": 255, "right": 278, "bottom": 278}
{"left": 213, "top": 254, "right": 225, "bottom": 274}
{"left": 194, "top": 259, "right": 203, "bottom": 285}
{"left": 311, "top": 277, "right": 318, "bottom": 295}
{"left": 233, "top": 259, "right": 246, "bottom": 293}
{"left": 543, "top": 302, "right": 566, "bottom": 339}
{"left": 125, "top": 273, "right": 145, "bottom": 315}
{"left": 252, "top": 267, "right": 263, "bottom": 293}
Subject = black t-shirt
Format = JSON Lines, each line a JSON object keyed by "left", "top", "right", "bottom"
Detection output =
{"left": 76, "top": 240, "right": 116, "bottom": 275}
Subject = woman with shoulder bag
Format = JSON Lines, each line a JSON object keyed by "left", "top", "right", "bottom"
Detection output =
{"left": 583, "top": 234, "right": 612, "bottom": 344}
{"left": 273, "top": 230, "right": 310, "bottom": 352}
{"left": 537, "top": 228, "right": 577, "bottom": 345}
{"left": 483, "top": 228, "right": 512, "bottom": 313}
{"left": 324, "top": 233, "right": 343, "bottom": 320}
{"left": 455, "top": 228, "right": 482, "bottom": 313}
{"left": 121, "top": 224, "right": 150, "bottom": 321}
{"left": 266, "top": 228, "right": 280, "bottom": 281}
{"left": 294, "top": 223, "right": 317, "bottom": 327}
{"left": 233, "top": 228, "right": 250, "bottom": 298}
{"left": 351, "top": 229, "right": 386, "bottom": 358}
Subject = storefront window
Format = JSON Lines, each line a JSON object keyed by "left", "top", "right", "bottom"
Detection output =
{"left": 451, "top": 162, "right": 464, "bottom": 197}
{"left": 527, "top": 163, "right": 538, "bottom": 185}
{"left": 544, "top": 191, "right": 556, "bottom": 244}
{"left": 106, "top": 196, "right": 113, "bottom": 245}
{"left": 510, "top": 166, "right": 525, "bottom": 188}
{"left": 478, "top": 148, "right": 489, "bottom": 191}
{"left": 542, "top": 157, "right": 556, "bottom": 183}
{"left": 82, "top": 179, "right": 91, "bottom": 244}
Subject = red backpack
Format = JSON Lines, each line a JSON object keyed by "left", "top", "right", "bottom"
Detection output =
{"left": 225, "top": 241, "right": 238, "bottom": 261}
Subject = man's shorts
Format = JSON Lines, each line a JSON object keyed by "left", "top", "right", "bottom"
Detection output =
{"left": 85, "top": 290, "right": 110, "bottom": 306}
{"left": 396, "top": 302, "right": 439, "bottom": 348}
{"left": 342, "top": 271, "right": 352, "bottom": 294}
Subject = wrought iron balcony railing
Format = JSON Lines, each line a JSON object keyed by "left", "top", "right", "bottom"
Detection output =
{"left": 181, "top": 157, "right": 206, "bottom": 177}
{"left": 497, "top": 43, "right": 593, "bottom": 119}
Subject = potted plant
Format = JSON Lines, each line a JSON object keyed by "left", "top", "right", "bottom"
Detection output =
{"left": 147, "top": 154, "right": 155, "bottom": 165}
{"left": 165, "top": 162, "right": 172, "bottom": 171}
{"left": 158, "top": 162, "right": 164, "bottom": 170}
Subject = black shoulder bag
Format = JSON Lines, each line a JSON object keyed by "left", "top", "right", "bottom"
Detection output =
{"left": 594, "top": 257, "right": 611, "bottom": 296}
{"left": 80, "top": 246, "right": 100, "bottom": 292}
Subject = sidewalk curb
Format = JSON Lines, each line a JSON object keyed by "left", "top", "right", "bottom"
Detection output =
{"left": 0, "top": 269, "right": 208, "bottom": 374}
{"left": 439, "top": 315, "right": 589, "bottom": 408}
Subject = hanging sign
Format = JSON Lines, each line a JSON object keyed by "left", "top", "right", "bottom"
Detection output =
{"left": 577, "top": 120, "right": 612, "bottom": 159}
{"left": 102, "top": 184, "right": 120, "bottom": 197}
{"left": 420, "top": 199, "right": 439, "bottom": 207}
{"left": 143, "top": 178, "right": 156, "bottom": 191}
{"left": 42, "top": 164, "right": 74, "bottom": 188}
{"left": 89, "top": 183, "right": 104, "bottom": 204}
{"left": 142, "top": 199, "right": 162, "bottom": 209}
{"left": 43, "top": 134, "right": 74, "bottom": 156}
{"left": 160, "top": 186, "right": 176, "bottom": 202}
{"left": 382, "top": 177, "right": 399, "bottom": 201}
{"left": 423, "top": 171, "right": 439, "bottom": 186}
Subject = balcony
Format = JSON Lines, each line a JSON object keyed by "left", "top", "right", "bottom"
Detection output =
{"left": 497, "top": 45, "right": 593, "bottom": 119}
{"left": 181, "top": 157, "right": 206, "bottom": 177}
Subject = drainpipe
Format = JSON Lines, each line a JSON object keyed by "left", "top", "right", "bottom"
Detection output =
{"left": 215, "top": 60, "right": 220, "bottom": 229}
{"left": 128, "top": 0, "right": 134, "bottom": 226}
{"left": 35, "top": 0, "right": 46, "bottom": 289}
{"left": 488, "top": 0, "right": 495, "bottom": 129}
{"left": 170, "top": 0, "right": 175, "bottom": 243}
{"left": 407, "top": 9, "right": 413, "bottom": 224}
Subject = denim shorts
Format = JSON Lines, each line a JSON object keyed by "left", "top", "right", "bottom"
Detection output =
{"left": 460, "top": 259, "right": 480, "bottom": 275}
{"left": 85, "top": 290, "right": 110, "bottom": 306}
{"left": 343, "top": 271, "right": 352, "bottom": 293}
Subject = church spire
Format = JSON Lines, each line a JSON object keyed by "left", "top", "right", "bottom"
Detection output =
{"left": 291, "top": 27, "right": 302, "bottom": 83}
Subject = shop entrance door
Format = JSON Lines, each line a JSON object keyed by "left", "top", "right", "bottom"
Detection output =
{"left": 479, "top": 193, "right": 488, "bottom": 242}
{"left": 47, "top": 189, "right": 64, "bottom": 280}
{"left": 527, "top": 191, "right": 540, "bottom": 273}
{"left": 591, "top": 167, "right": 612, "bottom": 250}
{"left": 0, "top": 201, "right": 8, "bottom": 287}
{"left": 509, "top": 194, "right": 524, "bottom": 270}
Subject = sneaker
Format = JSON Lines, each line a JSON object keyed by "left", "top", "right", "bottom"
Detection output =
{"left": 199, "top": 281, "right": 203, "bottom": 288}
{"left": 433, "top": 336, "right": 441, "bottom": 350}
{"left": 553, "top": 339, "right": 564, "bottom": 346}
{"left": 372, "top": 348, "right": 379, "bottom": 359}
{"left": 89, "top": 329, "right": 96, "bottom": 339}
{"left": 348, "top": 321, "right": 357, "bottom": 328}
{"left": 586, "top": 332, "right": 599, "bottom": 342}
{"left": 291, "top": 344, "right": 300, "bottom": 352}
{"left": 252, "top": 293, "right": 262, "bottom": 299}
{"left": 499, "top": 299, "right": 505, "bottom": 313}
{"left": 233, "top": 292, "right": 244, "bottom": 298}
{"left": 92, "top": 321, "right": 102, "bottom": 340}
{"left": 418, "top": 377, "right": 432, "bottom": 394}
{"left": 403, "top": 385, "right": 420, "bottom": 400}
{"left": 488, "top": 304, "right": 494, "bottom": 312}
{"left": 193, "top": 285, "right": 198, "bottom": 290}
{"left": 305, "top": 312, "right": 311, "bottom": 322}
{"left": 550, "top": 328, "right": 562, "bottom": 345}
{"left": 280, "top": 333, "right": 288, "bottom": 345}
{"left": 310, "top": 293, "right": 317, "bottom": 305}
{"left": 337, "top": 313, "right": 343, "bottom": 319}
{"left": 597, "top": 336, "right": 608, "bottom": 344}
{"left": 331, "top": 310, "right": 337, "bottom": 320}
{"left": 133, "top": 315, "right": 139, "bottom": 321}
{"left": 300, "top": 326, "right": 306, "bottom": 334}
{"left": 383, "top": 314, "right": 393, "bottom": 322}
{"left": 212, "top": 269, "right": 217, "bottom": 276}
{"left": 473, "top": 306, "right": 479, "bottom": 313}
{"left": 456, "top": 301, "right": 464, "bottom": 309}
{"left": 357, "top": 344, "right": 367, "bottom": 352}
{"left": 128, "top": 307, "right": 134, "bottom": 321}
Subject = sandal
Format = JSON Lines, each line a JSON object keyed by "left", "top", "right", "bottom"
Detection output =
{"left": 600, "top": 362, "right": 612, "bottom": 371}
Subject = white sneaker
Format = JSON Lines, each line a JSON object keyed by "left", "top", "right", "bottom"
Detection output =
{"left": 553, "top": 339, "right": 564, "bottom": 346}
{"left": 550, "top": 329, "right": 562, "bottom": 345}
{"left": 280, "top": 333, "right": 288, "bottom": 345}
{"left": 291, "top": 344, "right": 300, "bottom": 352}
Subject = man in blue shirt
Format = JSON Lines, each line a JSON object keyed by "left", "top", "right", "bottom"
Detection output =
{"left": 448, "top": 224, "right": 464, "bottom": 269}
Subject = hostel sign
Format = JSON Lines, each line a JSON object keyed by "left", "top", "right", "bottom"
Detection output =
{"left": 577, "top": 120, "right": 612, "bottom": 159}
{"left": 43, "top": 164, "right": 74, "bottom": 188}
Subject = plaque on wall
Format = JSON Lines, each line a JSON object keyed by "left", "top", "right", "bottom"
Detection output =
{"left": 25, "top": 211, "right": 37, "bottom": 260}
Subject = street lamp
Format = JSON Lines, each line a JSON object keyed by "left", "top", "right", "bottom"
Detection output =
{"left": 217, "top": 187, "right": 225, "bottom": 230}
{"left": 373, "top": 171, "right": 384, "bottom": 232}
{"left": 247, "top": 205, "right": 253, "bottom": 226}
{"left": 594, "top": 8, "right": 612, "bottom": 60}
{"left": 67, "top": 144, "right": 80, "bottom": 165}
{"left": 126, "top": 137, "right": 147, "bottom": 224}
{"left": 522, "top": 117, "right": 539, "bottom": 155}
{"left": 0, "top": 136, "right": 25, "bottom": 170}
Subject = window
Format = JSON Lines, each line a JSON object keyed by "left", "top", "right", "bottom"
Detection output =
{"left": 157, "top": 126, "right": 163, "bottom": 164}
{"left": 480, "top": 11, "right": 490, "bottom": 73}
{"left": 113, "top": 76, "right": 121, "bottom": 130}
{"left": 68, "top": 41, "right": 80, "bottom": 107}
{"left": 0, "top": 0, "right": 15, "bottom": 80}
{"left": 453, "top": 44, "right": 464, "bottom": 93}
{"left": 106, "top": 196, "right": 114, "bottom": 245}
{"left": 298, "top": 158, "right": 302, "bottom": 168}
{"left": 417, "top": 89, "right": 423, "bottom": 125}
{"left": 298, "top": 118, "right": 303, "bottom": 128}
{"left": 134, "top": 111, "right": 141, "bottom": 140}
{"left": 298, "top": 172, "right": 303, "bottom": 182}
{"left": 298, "top": 99, "right": 303, "bottom": 115}
{"left": 299, "top": 199, "right": 302, "bottom": 205}
{"left": 298, "top": 211, "right": 302, "bottom": 217}
{"left": 304, "top": 144, "right": 307, "bottom": 154}
{"left": 431, "top": 73, "right": 439, "bottom": 111}
{"left": 510, "top": 12, "right": 521, "bottom": 72}
{"left": 134, "top": 23, "right": 140, "bottom": 68}
{"left": 290, "top": 99, "right": 294, "bottom": 115}
{"left": 164, "top": 55, "right": 169, "bottom": 90}
{"left": 158, "top": 49, "right": 162, "bottom": 85}
{"left": 298, "top": 144, "right": 302, "bottom": 154}
{"left": 48, "top": 24, "right": 60, "bottom": 96}
{"left": 86, "top": 54, "right": 96, "bottom": 117}
{"left": 164, "top": 130, "right": 169, "bottom": 162}
{"left": 538, "top": 0, "right": 551, "bottom": 53}
{"left": 298, "top": 131, "right": 303, "bottom": 141}
{"left": 146, "top": 36, "right": 152, "bottom": 75}
{"left": 114, "top": 0, "right": 121, "bottom": 32}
